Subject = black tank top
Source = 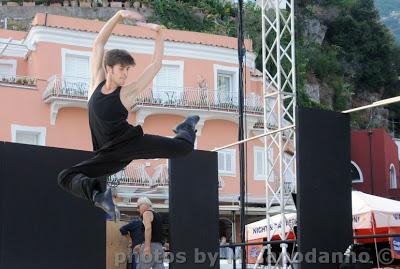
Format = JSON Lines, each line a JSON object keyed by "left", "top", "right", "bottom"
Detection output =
{"left": 143, "top": 210, "right": 164, "bottom": 243}
{"left": 88, "top": 80, "right": 143, "bottom": 151}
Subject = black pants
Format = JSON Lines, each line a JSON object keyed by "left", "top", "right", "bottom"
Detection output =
{"left": 57, "top": 134, "right": 193, "bottom": 202}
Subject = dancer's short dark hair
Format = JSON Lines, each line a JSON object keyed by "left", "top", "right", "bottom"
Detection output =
{"left": 104, "top": 49, "right": 135, "bottom": 69}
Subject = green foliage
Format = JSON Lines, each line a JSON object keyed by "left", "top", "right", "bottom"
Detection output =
{"left": 147, "top": 0, "right": 237, "bottom": 35}
{"left": 307, "top": 44, "right": 342, "bottom": 80}
{"left": 297, "top": 88, "right": 329, "bottom": 110}
{"left": 330, "top": 76, "right": 353, "bottom": 111}
{"left": 326, "top": 0, "right": 396, "bottom": 92}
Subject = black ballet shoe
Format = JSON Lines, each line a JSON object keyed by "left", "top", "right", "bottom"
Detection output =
{"left": 173, "top": 115, "right": 200, "bottom": 134}
{"left": 92, "top": 188, "right": 120, "bottom": 222}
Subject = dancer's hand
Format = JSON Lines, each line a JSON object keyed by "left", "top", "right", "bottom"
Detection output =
{"left": 136, "top": 22, "right": 161, "bottom": 32}
{"left": 133, "top": 245, "right": 141, "bottom": 253}
{"left": 118, "top": 10, "right": 145, "bottom": 21}
{"left": 144, "top": 245, "right": 151, "bottom": 257}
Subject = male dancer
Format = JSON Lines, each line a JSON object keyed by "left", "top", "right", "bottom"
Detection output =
{"left": 57, "top": 10, "right": 199, "bottom": 220}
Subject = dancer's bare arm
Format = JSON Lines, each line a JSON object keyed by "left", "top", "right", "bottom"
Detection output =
{"left": 142, "top": 211, "right": 154, "bottom": 256}
{"left": 121, "top": 23, "right": 164, "bottom": 106}
{"left": 89, "top": 10, "right": 144, "bottom": 98}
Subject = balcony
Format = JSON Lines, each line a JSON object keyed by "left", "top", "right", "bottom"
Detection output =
{"left": 132, "top": 87, "right": 263, "bottom": 115}
{"left": 43, "top": 75, "right": 89, "bottom": 125}
{"left": 0, "top": 74, "right": 37, "bottom": 89}
{"left": 43, "top": 74, "right": 88, "bottom": 103}
{"left": 42, "top": 75, "right": 264, "bottom": 128}
{"left": 109, "top": 163, "right": 224, "bottom": 189}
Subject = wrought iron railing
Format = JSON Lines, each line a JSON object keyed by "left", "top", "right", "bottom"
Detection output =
{"left": 43, "top": 75, "right": 89, "bottom": 102}
{"left": 108, "top": 163, "right": 225, "bottom": 189}
{"left": 132, "top": 87, "right": 263, "bottom": 114}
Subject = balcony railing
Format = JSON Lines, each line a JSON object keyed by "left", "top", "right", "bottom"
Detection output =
{"left": 132, "top": 87, "right": 264, "bottom": 115}
{"left": 42, "top": 76, "right": 263, "bottom": 115}
{"left": 0, "top": 74, "right": 37, "bottom": 88}
{"left": 43, "top": 75, "right": 89, "bottom": 102}
{"left": 108, "top": 163, "right": 224, "bottom": 189}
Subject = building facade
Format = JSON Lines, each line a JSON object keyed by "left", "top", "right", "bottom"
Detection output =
{"left": 351, "top": 128, "right": 400, "bottom": 200}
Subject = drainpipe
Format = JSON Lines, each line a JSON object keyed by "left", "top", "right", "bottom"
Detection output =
{"left": 368, "top": 130, "right": 375, "bottom": 194}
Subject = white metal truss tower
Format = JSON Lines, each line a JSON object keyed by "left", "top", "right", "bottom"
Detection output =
{"left": 257, "top": 0, "right": 297, "bottom": 268}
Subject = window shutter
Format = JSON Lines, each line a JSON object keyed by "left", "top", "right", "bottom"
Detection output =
{"left": 0, "top": 63, "right": 13, "bottom": 75}
{"left": 16, "top": 132, "right": 38, "bottom": 145}
{"left": 65, "top": 54, "right": 90, "bottom": 79}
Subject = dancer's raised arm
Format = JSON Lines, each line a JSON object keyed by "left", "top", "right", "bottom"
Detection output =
{"left": 121, "top": 23, "right": 164, "bottom": 104}
{"left": 90, "top": 10, "right": 144, "bottom": 97}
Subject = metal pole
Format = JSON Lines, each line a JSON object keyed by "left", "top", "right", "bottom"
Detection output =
{"left": 237, "top": 0, "right": 246, "bottom": 268}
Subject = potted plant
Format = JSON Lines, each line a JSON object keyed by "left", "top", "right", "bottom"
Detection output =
{"left": 22, "top": 0, "right": 34, "bottom": 6}
{"left": 109, "top": 0, "right": 122, "bottom": 8}
{"left": 6, "top": 0, "right": 20, "bottom": 6}
{"left": 49, "top": 0, "right": 62, "bottom": 6}
{"left": 123, "top": 0, "right": 131, "bottom": 8}
{"left": 34, "top": 0, "right": 46, "bottom": 5}
{"left": 132, "top": 1, "right": 140, "bottom": 9}
{"left": 79, "top": 0, "right": 91, "bottom": 7}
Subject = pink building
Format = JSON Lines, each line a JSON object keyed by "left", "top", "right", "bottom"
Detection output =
{"left": 0, "top": 13, "right": 295, "bottom": 241}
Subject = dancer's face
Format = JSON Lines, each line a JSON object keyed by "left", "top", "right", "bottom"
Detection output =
{"left": 107, "top": 64, "right": 132, "bottom": 86}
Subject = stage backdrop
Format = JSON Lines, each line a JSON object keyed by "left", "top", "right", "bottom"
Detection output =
{"left": 169, "top": 150, "right": 220, "bottom": 269}
{"left": 0, "top": 142, "right": 105, "bottom": 269}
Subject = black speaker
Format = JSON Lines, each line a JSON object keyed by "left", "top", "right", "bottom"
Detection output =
{"left": 296, "top": 107, "right": 353, "bottom": 269}
{"left": 168, "top": 150, "right": 220, "bottom": 269}
{"left": 0, "top": 142, "right": 105, "bottom": 269}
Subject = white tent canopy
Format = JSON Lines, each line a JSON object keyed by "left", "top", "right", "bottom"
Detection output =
{"left": 352, "top": 190, "right": 400, "bottom": 229}
{"left": 246, "top": 191, "right": 400, "bottom": 241}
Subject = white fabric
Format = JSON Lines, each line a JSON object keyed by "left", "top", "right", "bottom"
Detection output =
{"left": 352, "top": 191, "right": 400, "bottom": 228}
{"left": 246, "top": 213, "right": 297, "bottom": 241}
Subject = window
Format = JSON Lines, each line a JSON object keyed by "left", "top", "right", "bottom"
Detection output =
{"left": 217, "top": 72, "right": 234, "bottom": 103}
{"left": 153, "top": 60, "right": 184, "bottom": 102}
{"left": 395, "top": 139, "right": 400, "bottom": 161}
{"left": 351, "top": 161, "right": 363, "bottom": 183}
{"left": 0, "top": 59, "right": 16, "bottom": 79}
{"left": 254, "top": 147, "right": 265, "bottom": 180}
{"left": 390, "top": 163, "right": 397, "bottom": 189}
{"left": 62, "top": 49, "right": 91, "bottom": 95}
{"left": 214, "top": 65, "right": 238, "bottom": 105}
{"left": 11, "top": 124, "right": 46, "bottom": 146}
{"left": 254, "top": 146, "right": 274, "bottom": 181}
{"left": 218, "top": 149, "right": 235, "bottom": 175}
{"left": 65, "top": 54, "right": 90, "bottom": 79}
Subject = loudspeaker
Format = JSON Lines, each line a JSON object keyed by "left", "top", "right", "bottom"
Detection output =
{"left": 168, "top": 150, "right": 220, "bottom": 269}
{"left": 296, "top": 107, "right": 352, "bottom": 269}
